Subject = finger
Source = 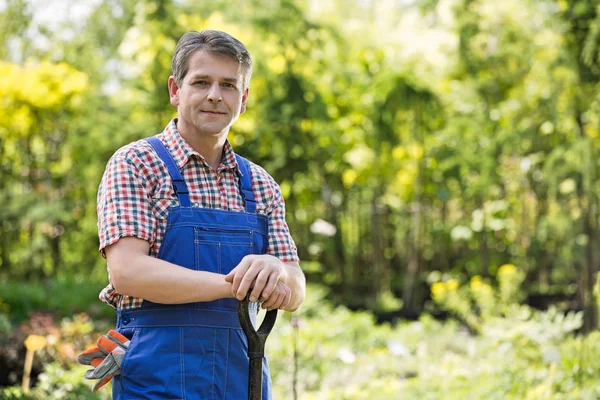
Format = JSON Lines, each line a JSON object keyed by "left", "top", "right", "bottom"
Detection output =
{"left": 85, "top": 356, "right": 120, "bottom": 379}
{"left": 231, "top": 257, "right": 253, "bottom": 296}
{"left": 277, "top": 284, "right": 291, "bottom": 310}
{"left": 222, "top": 269, "right": 237, "bottom": 298}
{"left": 268, "top": 283, "right": 291, "bottom": 310}
{"left": 97, "top": 336, "right": 123, "bottom": 354}
{"left": 262, "top": 281, "right": 287, "bottom": 310}
{"left": 236, "top": 261, "right": 261, "bottom": 301}
{"left": 259, "top": 273, "right": 280, "bottom": 302}
{"left": 91, "top": 358, "right": 104, "bottom": 368}
{"left": 280, "top": 285, "right": 292, "bottom": 310}
{"left": 250, "top": 268, "right": 272, "bottom": 302}
{"left": 260, "top": 288, "right": 279, "bottom": 310}
{"left": 77, "top": 347, "right": 106, "bottom": 365}
{"left": 92, "top": 375, "right": 113, "bottom": 392}
{"left": 264, "top": 289, "right": 285, "bottom": 311}
{"left": 224, "top": 263, "right": 242, "bottom": 283}
{"left": 107, "top": 330, "right": 130, "bottom": 349}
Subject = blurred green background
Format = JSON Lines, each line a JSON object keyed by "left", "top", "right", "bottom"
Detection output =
{"left": 1, "top": 0, "right": 600, "bottom": 398}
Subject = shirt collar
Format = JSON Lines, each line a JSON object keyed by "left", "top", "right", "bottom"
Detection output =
{"left": 161, "top": 118, "right": 239, "bottom": 173}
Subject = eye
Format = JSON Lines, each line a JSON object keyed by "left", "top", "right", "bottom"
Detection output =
{"left": 221, "top": 82, "right": 235, "bottom": 89}
{"left": 193, "top": 80, "right": 209, "bottom": 86}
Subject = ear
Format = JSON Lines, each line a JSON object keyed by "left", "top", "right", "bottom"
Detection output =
{"left": 240, "top": 87, "right": 249, "bottom": 114}
{"left": 168, "top": 76, "right": 180, "bottom": 107}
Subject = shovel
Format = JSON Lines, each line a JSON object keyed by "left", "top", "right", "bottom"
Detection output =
{"left": 238, "top": 294, "right": 278, "bottom": 400}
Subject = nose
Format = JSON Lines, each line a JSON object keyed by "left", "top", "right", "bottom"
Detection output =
{"left": 207, "top": 82, "right": 222, "bottom": 103}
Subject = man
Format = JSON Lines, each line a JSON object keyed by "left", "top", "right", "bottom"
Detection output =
{"left": 78, "top": 30, "right": 305, "bottom": 399}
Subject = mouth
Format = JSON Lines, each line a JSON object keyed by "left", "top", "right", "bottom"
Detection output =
{"left": 201, "top": 110, "right": 226, "bottom": 115}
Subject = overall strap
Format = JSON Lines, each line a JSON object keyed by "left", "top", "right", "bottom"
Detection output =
{"left": 234, "top": 154, "right": 257, "bottom": 214}
{"left": 146, "top": 136, "right": 191, "bottom": 207}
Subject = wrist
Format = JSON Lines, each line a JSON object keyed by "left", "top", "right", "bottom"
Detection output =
{"left": 220, "top": 276, "right": 234, "bottom": 299}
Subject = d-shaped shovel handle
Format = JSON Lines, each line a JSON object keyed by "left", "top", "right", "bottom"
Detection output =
{"left": 238, "top": 294, "right": 278, "bottom": 400}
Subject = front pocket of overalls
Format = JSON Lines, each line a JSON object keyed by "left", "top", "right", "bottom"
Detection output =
{"left": 118, "top": 327, "right": 139, "bottom": 377}
{"left": 118, "top": 327, "right": 185, "bottom": 399}
{"left": 193, "top": 227, "right": 254, "bottom": 245}
{"left": 194, "top": 227, "right": 255, "bottom": 309}
{"left": 194, "top": 227, "right": 254, "bottom": 274}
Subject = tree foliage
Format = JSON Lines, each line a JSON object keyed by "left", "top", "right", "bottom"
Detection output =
{"left": 1, "top": 0, "right": 599, "bottom": 329}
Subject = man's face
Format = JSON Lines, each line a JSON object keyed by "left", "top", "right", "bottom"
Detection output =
{"left": 168, "top": 50, "right": 248, "bottom": 139}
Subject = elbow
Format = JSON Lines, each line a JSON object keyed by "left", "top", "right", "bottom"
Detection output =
{"left": 108, "top": 253, "right": 144, "bottom": 296}
{"left": 108, "top": 259, "right": 131, "bottom": 295}
{"left": 104, "top": 238, "right": 149, "bottom": 296}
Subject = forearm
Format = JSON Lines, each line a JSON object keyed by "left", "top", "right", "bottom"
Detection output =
{"left": 106, "top": 238, "right": 232, "bottom": 304}
{"left": 112, "top": 256, "right": 232, "bottom": 304}
{"left": 280, "top": 261, "right": 306, "bottom": 312}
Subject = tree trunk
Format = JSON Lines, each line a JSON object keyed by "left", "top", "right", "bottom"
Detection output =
{"left": 536, "top": 196, "right": 550, "bottom": 289}
{"left": 371, "top": 185, "right": 386, "bottom": 303}
{"left": 329, "top": 206, "right": 347, "bottom": 296}
{"left": 478, "top": 197, "right": 489, "bottom": 277}
{"left": 582, "top": 200, "right": 598, "bottom": 332}
{"left": 403, "top": 124, "right": 422, "bottom": 310}
{"left": 575, "top": 111, "right": 599, "bottom": 332}
{"left": 403, "top": 200, "right": 421, "bottom": 311}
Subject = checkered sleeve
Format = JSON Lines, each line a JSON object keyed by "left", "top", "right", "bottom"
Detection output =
{"left": 97, "top": 145, "right": 157, "bottom": 257}
{"left": 259, "top": 172, "right": 299, "bottom": 263}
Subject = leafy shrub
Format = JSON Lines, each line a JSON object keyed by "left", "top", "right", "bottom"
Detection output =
{"left": 33, "top": 363, "right": 108, "bottom": 400}
{"left": 1, "top": 279, "right": 598, "bottom": 399}
{"left": 0, "top": 386, "right": 37, "bottom": 399}
{"left": 265, "top": 279, "right": 598, "bottom": 399}
{"left": 0, "top": 310, "right": 112, "bottom": 398}
{"left": 0, "top": 280, "right": 114, "bottom": 323}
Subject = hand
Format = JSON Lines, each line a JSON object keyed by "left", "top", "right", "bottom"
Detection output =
{"left": 77, "top": 330, "right": 130, "bottom": 391}
{"left": 224, "top": 254, "right": 291, "bottom": 310}
{"left": 260, "top": 280, "right": 291, "bottom": 311}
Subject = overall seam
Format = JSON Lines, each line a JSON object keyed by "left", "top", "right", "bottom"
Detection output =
{"left": 156, "top": 211, "right": 176, "bottom": 260}
{"left": 180, "top": 326, "right": 185, "bottom": 400}
{"left": 217, "top": 242, "right": 222, "bottom": 308}
{"left": 211, "top": 329, "right": 217, "bottom": 400}
{"left": 222, "top": 330, "right": 230, "bottom": 400}
{"left": 194, "top": 228, "right": 200, "bottom": 273}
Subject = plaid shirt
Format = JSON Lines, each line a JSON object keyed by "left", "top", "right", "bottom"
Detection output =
{"left": 97, "top": 119, "right": 299, "bottom": 310}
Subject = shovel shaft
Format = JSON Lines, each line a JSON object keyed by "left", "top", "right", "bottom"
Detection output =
{"left": 248, "top": 357, "right": 263, "bottom": 400}
{"left": 238, "top": 294, "right": 278, "bottom": 400}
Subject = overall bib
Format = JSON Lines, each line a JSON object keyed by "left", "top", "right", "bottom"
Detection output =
{"left": 112, "top": 136, "right": 272, "bottom": 400}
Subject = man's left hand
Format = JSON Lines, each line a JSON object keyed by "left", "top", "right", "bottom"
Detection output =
{"left": 224, "top": 254, "right": 291, "bottom": 310}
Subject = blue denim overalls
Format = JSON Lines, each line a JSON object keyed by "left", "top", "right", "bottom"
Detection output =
{"left": 112, "top": 136, "right": 272, "bottom": 399}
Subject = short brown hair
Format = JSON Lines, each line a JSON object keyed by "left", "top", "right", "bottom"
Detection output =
{"left": 172, "top": 30, "right": 252, "bottom": 89}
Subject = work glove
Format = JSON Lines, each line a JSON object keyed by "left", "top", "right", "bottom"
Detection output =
{"left": 77, "top": 329, "right": 130, "bottom": 391}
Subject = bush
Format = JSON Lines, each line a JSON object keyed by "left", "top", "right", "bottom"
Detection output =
{"left": 0, "top": 387, "right": 37, "bottom": 400}
{"left": 0, "top": 279, "right": 114, "bottom": 323}
{"left": 264, "top": 277, "right": 598, "bottom": 399}
{"left": 33, "top": 363, "right": 108, "bottom": 400}
{"left": 1, "top": 278, "right": 598, "bottom": 399}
